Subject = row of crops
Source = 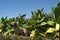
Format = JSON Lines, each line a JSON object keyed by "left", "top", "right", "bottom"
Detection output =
{"left": 0, "top": 3, "right": 60, "bottom": 40}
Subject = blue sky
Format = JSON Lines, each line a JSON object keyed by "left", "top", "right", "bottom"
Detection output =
{"left": 0, "top": 0, "right": 60, "bottom": 18}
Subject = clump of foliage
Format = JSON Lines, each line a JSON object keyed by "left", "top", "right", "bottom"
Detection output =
{"left": 0, "top": 2, "right": 60, "bottom": 40}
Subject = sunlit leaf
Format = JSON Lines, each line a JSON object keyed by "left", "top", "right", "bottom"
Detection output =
{"left": 47, "top": 21, "right": 54, "bottom": 26}
{"left": 30, "top": 29, "right": 37, "bottom": 38}
{"left": 40, "top": 22, "right": 47, "bottom": 26}
{"left": 0, "top": 29, "right": 2, "bottom": 32}
{"left": 55, "top": 23, "right": 60, "bottom": 31}
{"left": 45, "top": 28, "right": 55, "bottom": 34}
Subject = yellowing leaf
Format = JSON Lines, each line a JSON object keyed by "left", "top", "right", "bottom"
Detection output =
{"left": 0, "top": 29, "right": 2, "bottom": 32}
{"left": 45, "top": 28, "right": 55, "bottom": 34}
{"left": 30, "top": 29, "right": 37, "bottom": 38}
{"left": 55, "top": 23, "right": 60, "bottom": 31}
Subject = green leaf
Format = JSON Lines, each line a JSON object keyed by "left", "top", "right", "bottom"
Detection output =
{"left": 53, "top": 3, "right": 60, "bottom": 20}
{"left": 3, "top": 29, "right": 14, "bottom": 35}
{"left": 39, "top": 33, "right": 45, "bottom": 37}
{"left": 0, "top": 23, "right": 3, "bottom": 27}
{"left": 57, "top": 16, "right": 60, "bottom": 24}
{"left": 40, "top": 22, "right": 47, "bottom": 26}
{"left": 37, "top": 17, "right": 45, "bottom": 23}
{"left": 47, "top": 21, "right": 54, "bottom": 26}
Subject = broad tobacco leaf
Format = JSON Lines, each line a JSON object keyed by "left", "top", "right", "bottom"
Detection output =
{"left": 45, "top": 28, "right": 55, "bottom": 34}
